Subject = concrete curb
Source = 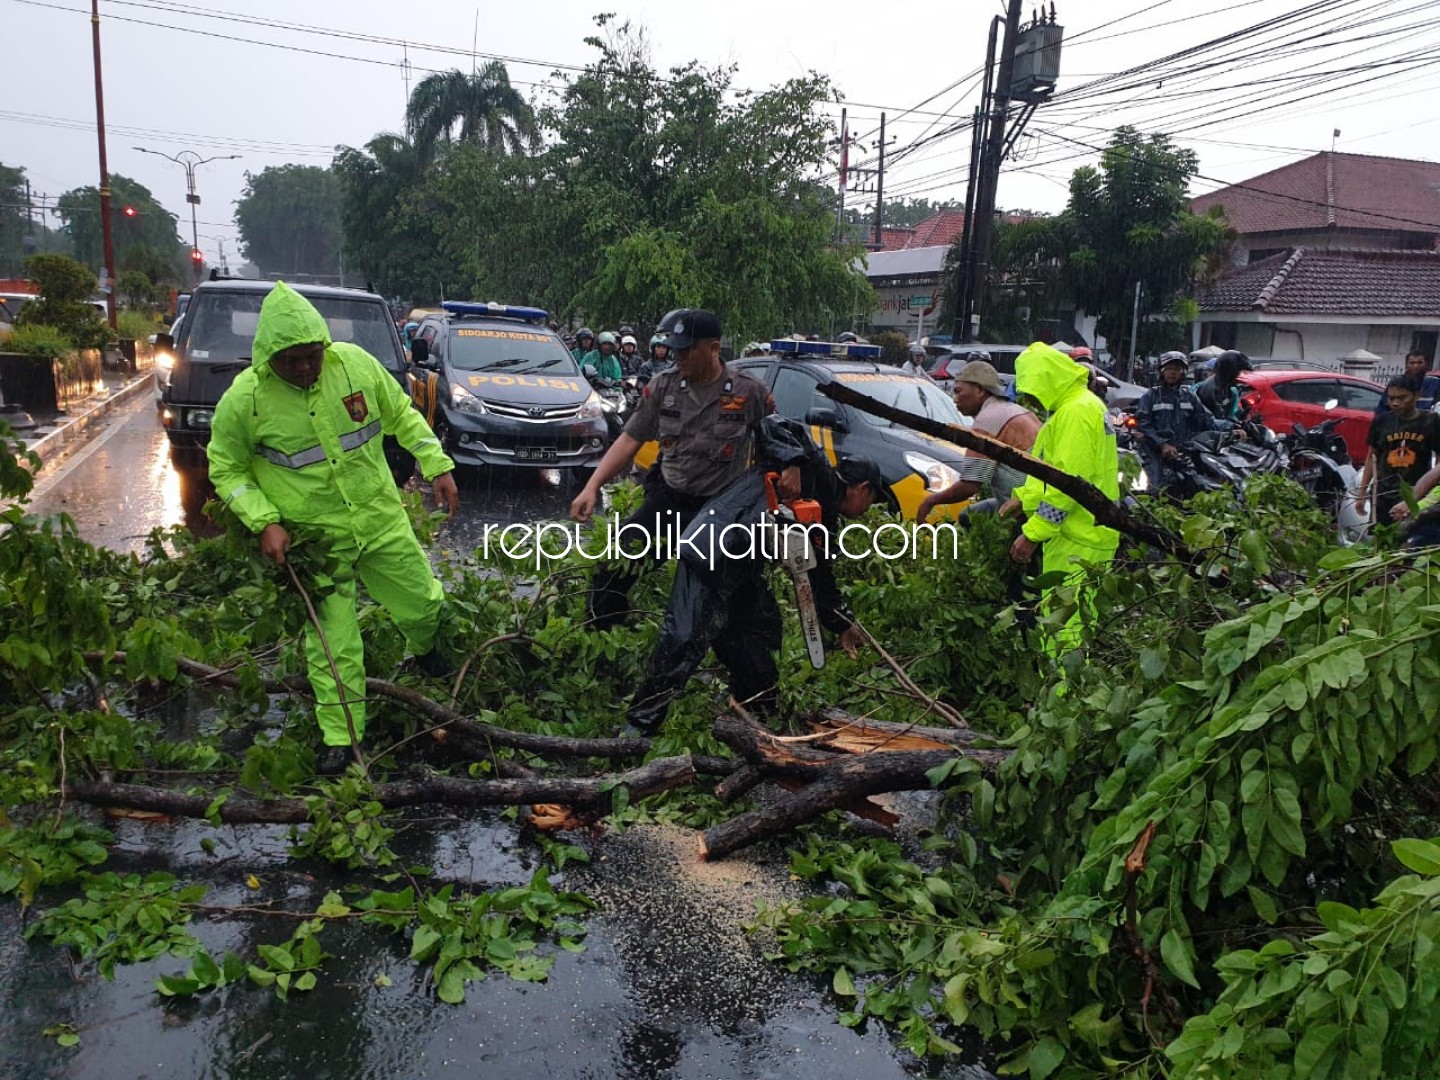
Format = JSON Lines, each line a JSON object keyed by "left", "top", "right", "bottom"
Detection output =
{"left": 26, "top": 374, "right": 154, "bottom": 474}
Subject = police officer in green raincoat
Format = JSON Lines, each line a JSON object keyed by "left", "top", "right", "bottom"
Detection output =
{"left": 1004, "top": 342, "right": 1119, "bottom": 653}
{"left": 208, "top": 282, "right": 460, "bottom": 764}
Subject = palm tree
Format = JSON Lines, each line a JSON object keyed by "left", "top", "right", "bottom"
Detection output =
{"left": 405, "top": 64, "right": 540, "bottom": 166}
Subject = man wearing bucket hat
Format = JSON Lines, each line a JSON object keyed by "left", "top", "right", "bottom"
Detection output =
{"left": 916, "top": 359, "right": 1040, "bottom": 523}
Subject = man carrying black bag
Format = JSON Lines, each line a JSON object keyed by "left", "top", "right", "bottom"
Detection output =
{"left": 623, "top": 416, "right": 884, "bottom": 737}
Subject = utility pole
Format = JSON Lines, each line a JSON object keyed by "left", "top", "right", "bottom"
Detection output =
{"left": 954, "top": 2, "right": 1062, "bottom": 342}
{"left": 90, "top": 0, "right": 117, "bottom": 330}
{"left": 954, "top": 18, "right": 1000, "bottom": 344}
{"left": 872, "top": 113, "right": 887, "bottom": 250}
{"left": 834, "top": 107, "right": 848, "bottom": 245}
{"left": 1127, "top": 280, "right": 1142, "bottom": 381}
{"left": 133, "top": 147, "right": 240, "bottom": 284}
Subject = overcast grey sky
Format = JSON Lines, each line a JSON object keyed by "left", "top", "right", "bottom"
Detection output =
{"left": 4, "top": 0, "right": 1437, "bottom": 265}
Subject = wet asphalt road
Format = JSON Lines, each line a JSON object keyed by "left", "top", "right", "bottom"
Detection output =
{"left": 25, "top": 394, "right": 580, "bottom": 555}
{"left": 11, "top": 397, "right": 994, "bottom": 1079}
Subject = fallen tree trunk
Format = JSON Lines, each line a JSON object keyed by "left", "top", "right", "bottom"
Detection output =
{"left": 700, "top": 749, "right": 963, "bottom": 861}
{"left": 804, "top": 708, "right": 1001, "bottom": 754}
{"left": 819, "top": 379, "right": 1185, "bottom": 558}
{"left": 63, "top": 755, "right": 696, "bottom": 825}
{"left": 701, "top": 714, "right": 1010, "bottom": 859}
{"left": 98, "top": 653, "right": 655, "bottom": 761}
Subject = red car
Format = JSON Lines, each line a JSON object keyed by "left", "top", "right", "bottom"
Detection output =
{"left": 1237, "top": 370, "right": 1382, "bottom": 466}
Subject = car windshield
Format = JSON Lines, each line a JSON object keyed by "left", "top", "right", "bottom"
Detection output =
{"left": 184, "top": 291, "right": 402, "bottom": 367}
{"left": 446, "top": 327, "right": 579, "bottom": 375}
{"left": 834, "top": 371, "right": 964, "bottom": 426}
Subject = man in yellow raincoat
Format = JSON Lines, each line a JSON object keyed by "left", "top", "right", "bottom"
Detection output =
{"left": 208, "top": 282, "right": 459, "bottom": 767}
{"left": 1005, "top": 342, "right": 1119, "bottom": 654}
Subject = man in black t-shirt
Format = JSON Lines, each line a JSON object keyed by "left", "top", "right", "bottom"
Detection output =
{"left": 1358, "top": 376, "right": 1440, "bottom": 526}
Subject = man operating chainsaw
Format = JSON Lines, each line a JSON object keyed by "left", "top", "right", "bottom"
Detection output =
{"left": 622, "top": 416, "right": 882, "bottom": 737}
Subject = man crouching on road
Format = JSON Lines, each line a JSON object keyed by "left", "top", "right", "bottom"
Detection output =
{"left": 623, "top": 416, "right": 883, "bottom": 738}
{"left": 207, "top": 281, "right": 460, "bottom": 774}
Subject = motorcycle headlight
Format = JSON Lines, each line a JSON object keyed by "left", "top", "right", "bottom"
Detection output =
{"left": 904, "top": 451, "right": 960, "bottom": 493}
{"left": 449, "top": 382, "right": 487, "bottom": 415}
{"left": 155, "top": 351, "right": 175, "bottom": 373}
{"left": 580, "top": 391, "right": 610, "bottom": 419}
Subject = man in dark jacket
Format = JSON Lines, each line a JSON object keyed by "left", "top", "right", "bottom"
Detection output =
{"left": 1134, "top": 351, "right": 1233, "bottom": 490}
{"left": 1194, "top": 350, "right": 1252, "bottom": 422}
{"left": 623, "top": 417, "right": 880, "bottom": 735}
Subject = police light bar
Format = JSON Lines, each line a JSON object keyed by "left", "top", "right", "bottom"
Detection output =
{"left": 845, "top": 343, "right": 883, "bottom": 359}
{"left": 441, "top": 300, "right": 549, "bottom": 323}
{"left": 769, "top": 339, "right": 800, "bottom": 353}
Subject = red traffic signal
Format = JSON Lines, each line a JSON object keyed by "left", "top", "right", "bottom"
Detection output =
{"left": 190, "top": 248, "right": 204, "bottom": 263}
{"left": 122, "top": 205, "right": 138, "bottom": 218}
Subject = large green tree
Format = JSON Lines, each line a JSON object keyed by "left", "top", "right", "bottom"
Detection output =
{"left": 54, "top": 175, "right": 187, "bottom": 279}
{"left": 332, "top": 134, "right": 453, "bottom": 303}
{"left": 405, "top": 64, "right": 540, "bottom": 166}
{"left": 0, "top": 163, "right": 32, "bottom": 276}
{"left": 233, "top": 165, "right": 343, "bottom": 279}
{"left": 1055, "top": 126, "right": 1232, "bottom": 357}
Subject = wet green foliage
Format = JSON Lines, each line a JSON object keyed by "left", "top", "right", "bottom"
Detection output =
{"left": 757, "top": 482, "right": 1440, "bottom": 1076}
{"left": 5, "top": 406, "right": 1440, "bottom": 1080}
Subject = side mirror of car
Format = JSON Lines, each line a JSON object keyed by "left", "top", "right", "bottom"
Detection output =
{"left": 805, "top": 406, "right": 847, "bottom": 432}
{"left": 582, "top": 363, "right": 599, "bottom": 382}
{"left": 154, "top": 332, "right": 174, "bottom": 351}
{"left": 410, "top": 338, "right": 430, "bottom": 366}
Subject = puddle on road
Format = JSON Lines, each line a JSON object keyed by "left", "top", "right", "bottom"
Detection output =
{"left": 0, "top": 805, "right": 999, "bottom": 1079}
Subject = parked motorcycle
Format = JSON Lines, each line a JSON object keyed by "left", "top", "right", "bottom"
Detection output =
{"left": 1281, "top": 416, "right": 1367, "bottom": 545}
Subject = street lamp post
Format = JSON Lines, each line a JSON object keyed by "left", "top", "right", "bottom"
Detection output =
{"left": 132, "top": 147, "right": 239, "bottom": 282}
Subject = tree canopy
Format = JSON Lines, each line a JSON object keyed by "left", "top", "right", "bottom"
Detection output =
{"left": 335, "top": 19, "right": 871, "bottom": 339}
{"left": 233, "top": 165, "right": 343, "bottom": 280}
{"left": 405, "top": 64, "right": 540, "bottom": 166}
{"left": 54, "top": 175, "right": 188, "bottom": 280}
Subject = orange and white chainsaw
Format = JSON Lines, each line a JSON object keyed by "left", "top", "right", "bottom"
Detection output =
{"left": 761, "top": 471, "right": 826, "bottom": 669}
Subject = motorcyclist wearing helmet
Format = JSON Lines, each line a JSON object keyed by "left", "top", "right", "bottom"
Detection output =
{"left": 1194, "top": 350, "right": 1253, "bottom": 421}
{"left": 901, "top": 342, "right": 933, "bottom": 379}
{"left": 1134, "top": 351, "right": 1233, "bottom": 491}
{"left": 592, "top": 331, "right": 624, "bottom": 381}
{"left": 618, "top": 333, "right": 641, "bottom": 376}
{"left": 637, "top": 333, "right": 672, "bottom": 387}
{"left": 572, "top": 327, "right": 597, "bottom": 367}
{"left": 836, "top": 331, "right": 859, "bottom": 344}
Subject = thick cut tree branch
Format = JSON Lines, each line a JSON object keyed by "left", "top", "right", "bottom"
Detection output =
{"left": 818, "top": 380, "right": 1185, "bottom": 557}
{"left": 700, "top": 714, "right": 1010, "bottom": 860}
{"left": 62, "top": 755, "right": 696, "bottom": 824}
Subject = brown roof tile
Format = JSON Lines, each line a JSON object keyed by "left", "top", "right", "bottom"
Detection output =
{"left": 1191, "top": 152, "right": 1440, "bottom": 237}
{"left": 1199, "top": 247, "right": 1440, "bottom": 317}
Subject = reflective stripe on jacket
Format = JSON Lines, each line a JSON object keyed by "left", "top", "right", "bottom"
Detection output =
{"left": 208, "top": 281, "right": 452, "bottom": 535}
{"left": 1012, "top": 342, "right": 1120, "bottom": 548}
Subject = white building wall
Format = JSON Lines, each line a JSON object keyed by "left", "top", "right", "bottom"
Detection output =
{"left": 1217, "top": 321, "right": 1439, "bottom": 370}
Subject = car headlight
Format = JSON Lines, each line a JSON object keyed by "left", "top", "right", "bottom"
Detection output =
{"left": 579, "top": 391, "right": 610, "bottom": 419}
{"left": 904, "top": 451, "right": 960, "bottom": 492}
{"left": 450, "top": 382, "right": 487, "bottom": 415}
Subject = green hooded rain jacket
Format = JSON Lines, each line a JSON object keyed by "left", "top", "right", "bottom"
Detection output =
{"left": 1013, "top": 342, "right": 1120, "bottom": 651}
{"left": 208, "top": 282, "right": 452, "bottom": 535}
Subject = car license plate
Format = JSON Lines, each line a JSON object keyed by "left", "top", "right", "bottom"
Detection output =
{"left": 516, "top": 446, "right": 558, "bottom": 462}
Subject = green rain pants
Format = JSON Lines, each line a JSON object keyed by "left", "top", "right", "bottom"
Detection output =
{"left": 306, "top": 530, "right": 444, "bottom": 746}
{"left": 1039, "top": 532, "right": 1118, "bottom": 656}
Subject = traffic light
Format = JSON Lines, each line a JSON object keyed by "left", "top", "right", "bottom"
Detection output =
{"left": 122, "top": 205, "right": 138, "bottom": 218}
{"left": 190, "top": 248, "right": 204, "bottom": 264}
